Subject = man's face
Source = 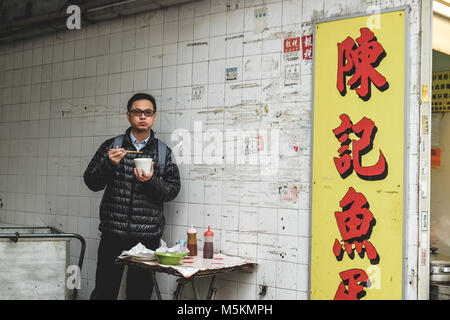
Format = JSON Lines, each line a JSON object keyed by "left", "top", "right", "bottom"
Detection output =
{"left": 127, "top": 99, "right": 157, "bottom": 131}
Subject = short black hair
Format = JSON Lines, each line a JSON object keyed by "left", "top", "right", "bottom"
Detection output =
{"left": 127, "top": 93, "right": 157, "bottom": 112}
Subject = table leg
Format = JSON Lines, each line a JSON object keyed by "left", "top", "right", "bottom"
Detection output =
{"left": 173, "top": 281, "right": 184, "bottom": 300}
{"left": 151, "top": 271, "right": 162, "bottom": 300}
{"left": 206, "top": 275, "right": 217, "bottom": 300}
{"left": 191, "top": 279, "right": 200, "bottom": 300}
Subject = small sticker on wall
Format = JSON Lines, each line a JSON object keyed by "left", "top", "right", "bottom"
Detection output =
{"left": 278, "top": 184, "right": 299, "bottom": 203}
{"left": 226, "top": 67, "right": 238, "bottom": 81}
{"left": 280, "top": 140, "right": 301, "bottom": 157}
{"left": 192, "top": 86, "right": 205, "bottom": 101}
{"left": 302, "top": 34, "right": 313, "bottom": 60}
{"left": 244, "top": 136, "right": 264, "bottom": 155}
{"left": 254, "top": 7, "right": 268, "bottom": 33}
{"left": 285, "top": 64, "right": 300, "bottom": 86}
{"left": 284, "top": 37, "right": 300, "bottom": 62}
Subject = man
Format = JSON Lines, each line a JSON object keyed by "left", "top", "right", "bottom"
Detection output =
{"left": 84, "top": 93, "right": 180, "bottom": 300}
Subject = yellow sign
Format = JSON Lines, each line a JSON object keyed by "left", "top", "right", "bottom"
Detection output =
{"left": 432, "top": 71, "right": 450, "bottom": 112}
{"left": 311, "top": 11, "right": 405, "bottom": 300}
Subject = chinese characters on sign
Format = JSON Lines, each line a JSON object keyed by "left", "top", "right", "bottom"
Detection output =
{"left": 312, "top": 11, "right": 405, "bottom": 300}
{"left": 333, "top": 187, "right": 380, "bottom": 265}
{"left": 334, "top": 269, "right": 370, "bottom": 300}
{"left": 302, "top": 35, "right": 313, "bottom": 60}
{"left": 332, "top": 114, "right": 388, "bottom": 181}
{"left": 284, "top": 37, "right": 300, "bottom": 62}
{"left": 332, "top": 28, "right": 388, "bottom": 300}
{"left": 337, "top": 28, "right": 389, "bottom": 101}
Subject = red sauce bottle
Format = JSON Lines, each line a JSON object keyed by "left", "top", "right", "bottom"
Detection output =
{"left": 203, "top": 226, "right": 214, "bottom": 259}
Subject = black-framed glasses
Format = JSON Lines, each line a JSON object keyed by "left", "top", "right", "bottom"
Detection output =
{"left": 129, "top": 108, "right": 156, "bottom": 117}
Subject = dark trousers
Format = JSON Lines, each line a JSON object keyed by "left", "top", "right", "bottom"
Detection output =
{"left": 91, "top": 234, "right": 159, "bottom": 300}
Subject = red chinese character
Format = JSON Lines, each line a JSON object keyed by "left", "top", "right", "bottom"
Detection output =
{"left": 334, "top": 269, "right": 370, "bottom": 300}
{"left": 332, "top": 187, "right": 380, "bottom": 265}
{"left": 302, "top": 34, "right": 313, "bottom": 60}
{"left": 337, "top": 28, "right": 389, "bottom": 101}
{"left": 333, "top": 114, "right": 388, "bottom": 181}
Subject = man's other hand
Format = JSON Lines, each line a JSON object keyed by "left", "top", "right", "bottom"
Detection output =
{"left": 134, "top": 162, "right": 154, "bottom": 182}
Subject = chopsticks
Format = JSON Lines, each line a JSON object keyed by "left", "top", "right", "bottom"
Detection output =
{"left": 109, "top": 149, "right": 143, "bottom": 154}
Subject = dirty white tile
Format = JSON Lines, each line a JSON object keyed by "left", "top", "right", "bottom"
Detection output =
{"left": 188, "top": 203, "right": 205, "bottom": 228}
{"left": 278, "top": 208, "right": 298, "bottom": 236}
{"left": 227, "top": 8, "right": 245, "bottom": 34}
{"left": 239, "top": 232, "right": 257, "bottom": 258}
{"left": 276, "top": 261, "right": 297, "bottom": 290}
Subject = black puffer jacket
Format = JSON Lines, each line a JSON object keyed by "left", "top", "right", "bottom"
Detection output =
{"left": 83, "top": 128, "right": 180, "bottom": 240}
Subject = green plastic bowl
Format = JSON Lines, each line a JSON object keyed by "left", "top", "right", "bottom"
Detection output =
{"left": 154, "top": 252, "right": 188, "bottom": 265}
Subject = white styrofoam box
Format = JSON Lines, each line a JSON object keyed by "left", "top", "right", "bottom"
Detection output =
{"left": 177, "top": 64, "right": 192, "bottom": 87}
{"left": 194, "top": 15, "right": 210, "bottom": 41}
{"left": 178, "top": 19, "right": 194, "bottom": 42}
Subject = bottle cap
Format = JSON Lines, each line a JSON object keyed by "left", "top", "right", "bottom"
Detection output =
{"left": 188, "top": 224, "right": 197, "bottom": 233}
{"left": 204, "top": 225, "right": 214, "bottom": 236}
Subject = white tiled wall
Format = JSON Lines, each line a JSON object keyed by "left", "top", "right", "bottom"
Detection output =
{"left": 0, "top": 0, "right": 421, "bottom": 300}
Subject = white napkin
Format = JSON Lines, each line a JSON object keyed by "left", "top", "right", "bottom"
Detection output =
{"left": 119, "top": 242, "right": 155, "bottom": 260}
{"left": 155, "top": 239, "right": 189, "bottom": 254}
